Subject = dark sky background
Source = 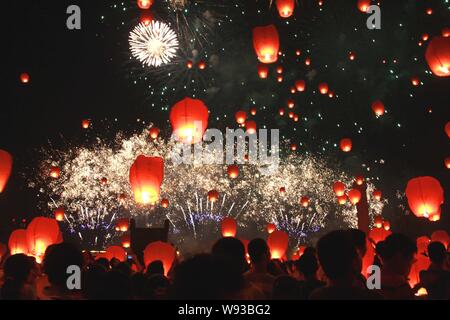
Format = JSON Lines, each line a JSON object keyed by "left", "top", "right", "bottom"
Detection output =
{"left": 2, "top": 0, "right": 449, "bottom": 243}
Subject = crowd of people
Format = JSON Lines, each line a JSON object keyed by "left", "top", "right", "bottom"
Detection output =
{"left": 0, "top": 229, "right": 448, "bottom": 300}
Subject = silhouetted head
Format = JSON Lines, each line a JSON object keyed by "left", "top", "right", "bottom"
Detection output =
{"left": 317, "top": 230, "right": 360, "bottom": 281}
{"left": 427, "top": 241, "right": 447, "bottom": 265}
{"left": 347, "top": 228, "right": 367, "bottom": 257}
{"left": 43, "top": 243, "right": 83, "bottom": 288}
{"left": 110, "top": 257, "right": 120, "bottom": 268}
{"left": 295, "top": 252, "right": 319, "bottom": 278}
{"left": 248, "top": 238, "right": 270, "bottom": 266}
{"left": 144, "top": 274, "right": 170, "bottom": 300}
{"left": 1, "top": 254, "right": 36, "bottom": 300}
{"left": 146, "top": 260, "right": 164, "bottom": 276}
{"left": 102, "top": 270, "right": 132, "bottom": 300}
{"left": 96, "top": 257, "right": 110, "bottom": 270}
{"left": 273, "top": 275, "right": 301, "bottom": 300}
{"left": 114, "top": 261, "right": 132, "bottom": 277}
{"left": 82, "top": 263, "right": 107, "bottom": 300}
{"left": 212, "top": 237, "right": 247, "bottom": 273}
{"left": 376, "top": 233, "right": 417, "bottom": 277}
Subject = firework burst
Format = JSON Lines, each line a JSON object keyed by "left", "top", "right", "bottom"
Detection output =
{"left": 129, "top": 21, "right": 179, "bottom": 67}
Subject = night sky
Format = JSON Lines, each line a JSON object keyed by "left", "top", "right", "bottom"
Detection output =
{"left": 2, "top": 0, "right": 449, "bottom": 244}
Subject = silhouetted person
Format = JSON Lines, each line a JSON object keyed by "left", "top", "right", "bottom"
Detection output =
{"left": 144, "top": 274, "right": 170, "bottom": 300}
{"left": 419, "top": 241, "right": 449, "bottom": 300}
{"left": 81, "top": 263, "right": 107, "bottom": 300}
{"left": 295, "top": 251, "right": 325, "bottom": 299}
{"left": 41, "top": 243, "right": 83, "bottom": 300}
{"left": 1, "top": 254, "right": 37, "bottom": 300}
{"left": 273, "top": 275, "right": 301, "bottom": 300}
{"left": 310, "top": 230, "right": 381, "bottom": 300}
{"left": 102, "top": 270, "right": 132, "bottom": 300}
{"left": 96, "top": 257, "right": 110, "bottom": 270}
{"left": 347, "top": 228, "right": 369, "bottom": 287}
{"left": 244, "top": 238, "right": 275, "bottom": 299}
{"left": 377, "top": 233, "right": 417, "bottom": 300}
{"left": 146, "top": 260, "right": 165, "bottom": 277}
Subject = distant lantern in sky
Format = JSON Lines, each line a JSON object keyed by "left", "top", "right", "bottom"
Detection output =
{"left": 355, "top": 175, "right": 364, "bottom": 186}
{"left": 245, "top": 120, "right": 257, "bottom": 134}
{"left": 425, "top": 36, "right": 450, "bottom": 77}
{"left": 405, "top": 176, "right": 444, "bottom": 220}
{"left": 337, "top": 194, "right": 347, "bottom": 205}
{"left": 333, "top": 181, "right": 346, "bottom": 197}
{"left": 227, "top": 165, "right": 239, "bottom": 179}
{"left": 357, "top": 0, "right": 371, "bottom": 13}
{"left": 318, "top": 83, "right": 329, "bottom": 95}
{"left": 300, "top": 196, "right": 310, "bottom": 207}
{"left": 276, "top": 0, "right": 295, "bottom": 18}
{"left": 267, "top": 223, "right": 276, "bottom": 234}
{"left": 340, "top": 138, "right": 353, "bottom": 152}
{"left": 221, "top": 217, "right": 237, "bottom": 238}
{"left": 208, "top": 190, "right": 219, "bottom": 203}
{"left": 373, "top": 190, "right": 382, "bottom": 201}
{"left": 140, "top": 11, "right": 154, "bottom": 26}
{"left": 287, "top": 99, "right": 295, "bottom": 109}
{"left": 258, "top": 64, "right": 269, "bottom": 78}
{"left": 290, "top": 143, "right": 297, "bottom": 151}
{"left": 374, "top": 215, "right": 383, "bottom": 228}
{"left": 276, "top": 66, "right": 283, "bottom": 74}
{"left": 250, "top": 108, "right": 257, "bottom": 116}
{"left": 279, "top": 108, "right": 285, "bottom": 116}
{"left": 54, "top": 208, "right": 65, "bottom": 222}
{"left": 170, "top": 97, "right": 209, "bottom": 144}
{"left": 0, "top": 150, "right": 13, "bottom": 193}
{"left": 371, "top": 101, "right": 385, "bottom": 116}
{"left": 149, "top": 127, "right": 160, "bottom": 139}
{"left": 50, "top": 166, "right": 61, "bottom": 179}
{"left": 20, "top": 73, "right": 30, "bottom": 84}
{"left": 81, "top": 119, "right": 90, "bottom": 129}
{"left": 305, "top": 57, "right": 311, "bottom": 66}
{"left": 161, "top": 198, "right": 169, "bottom": 208}
{"left": 348, "top": 189, "right": 362, "bottom": 204}
{"left": 137, "top": 0, "right": 153, "bottom": 10}
{"left": 129, "top": 155, "right": 164, "bottom": 205}
{"left": 442, "top": 27, "right": 450, "bottom": 38}
{"left": 445, "top": 157, "right": 450, "bottom": 169}
{"left": 253, "top": 25, "right": 280, "bottom": 64}
{"left": 267, "top": 230, "right": 289, "bottom": 259}
{"left": 295, "top": 80, "right": 306, "bottom": 92}
{"left": 411, "top": 76, "right": 420, "bottom": 86}
{"left": 197, "top": 60, "right": 207, "bottom": 70}
{"left": 235, "top": 111, "right": 247, "bottom": 125}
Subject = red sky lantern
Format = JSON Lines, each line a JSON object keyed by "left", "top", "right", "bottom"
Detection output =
{"left": 54, "top": 208, "right": 65, "bottom": 222}
{"left": 257, "top": 64, "right": 269, "bottom": 78}
{"left": 208, "top": 190, "right": 219, "bottom": 203}
{"left": 105, "top": 246, "right": 126, "bottom": 262}
{"left": 287, "top": 99, "right": 295, "bottom": 109}
{"left": 442, "top": 27, "right": 450, "bottom": 38}
{"left": 445, "top": 157, "right": 450, "bottom": 169}
{"left": 277, "top": 75, "right": 283, "bottom": 83}
{"left": 337, "top": 195, "right": 347, "bottom": 205}
{"left": 348, "top": 52, "right": 356, "bottom": 60}
{"left": 161, "top": 198, "right": 169, "bottom": 208}
{"left": 140, "top": 11, "right": 154, "bottom": 26}
{"left": 357, "top": 0, "right": 371, "bottom": 13}
{"left": 26, "top": 217, "right": 60, "bottom": 258}
{"left": 227, "top": 165, "right": 239, "bottom": 179}
{"left": 328, "top": 91, "right": 334, "bottom": 98}
{"left": 383, "top": 220, "right": 391, "bottom": 231}
{"left": 100, "top": 177, "right": 108, "bottom": 185}
{"left": 288, "top": 111, "right": 294, "bottom": 119}
{"left": 81, "top": 119, "right": 90, "bottom": 129}
{"left": 290, "top": 87, "right": 296, "bottom": 94}
{"left": 198, "top": 60, "right": 207, "bottom": 70}
{"left": 0, "top": 150, "right": 13, "bottom": 193}
{"left": 144, "top": 241, "right": 176, "bottom": 276}
{"left": 267, "top": 230, "right": 289, "bottom": 260}
{"left": 300, "top": 196, "right": 310, "bottom": 207}
{"left": 137, "top": 0, "right": 153, "bottom": 9}
{"left": 8, "top": 229, "right": 29, "bottom": 255}
{"left": 235, "top": 111, "right": 247, "bottom": 125}
{"left": 368, "top": 228, "right": 392, "bottom": 244}
{"left": 115, "top": 218, "right": 129, "bottom": 232}
{"left": 279, "top": 108, "right": 285, "bottom": 116}
{"left": 170, "top": 97, "right": 209, "bottom": 144}
{"left": 121, "top": 234, "right": 131, "bottom": 249}
{"left": 422, "top": 34, "right": 429, "bottom": 41}
{"left": 348, "top": 189, "right": 362, "bottom": 205}
{"left": 373, "top": 215, "right": 383, "bottom": 228}
{"left": 340, "top": 138, "right": 353, "bottom": 152}
{"left": 305, "top": 57, "right": 311, "bottom": 66}
{"left": 129, "top": 155, "right": 164, "bottom": 205}
{"left": 416, "top": 236, "right": 430, "bottom": 254}
{"left": 20, "top": 73, "right": 30, "bottom": 84}
{"left": 250, "top": 108, "right": 257, "bottom": 116}
{"left": 411, "top": 76, "right": 420, "bottom": 86}
{"left": 295, "top": 49, "right": 301, "bottom": 56}
{"left": 290, "top": 143, "right": 297, "bottom": 151}
{"left": 279, "top": 187, "right": 286, "bottom": 196}
{"left": 276, "top": 66, "right": 283, "bottom": 74}
{"left": 149, "top": 127, "right": 160, "bottom": 139}
{"left": 50, "top": 166, "right": 61, "bottom": 179}
{"left": 253, "top": 25, "right": 280, "bottom": 64}
{"left": 295, "top": 80, "right": 306, "bottom": 92}
{"left": 245, "top": 120, "right": 257, "bottom": 134}
{"left": 293, "top": 115, "right": 299, "bottom": 122}
{"left": 373, "top": 190, "right": 382, "bottom": 201}
{"left": 333, "top": 181, "right": 346, "bottom": 197}
{"left": 318, "top": 83, "right": 329, "bottom": 95}
{"left": 221, "top": 217, "right": 237, "bottom": 237}
{"left": 425, "top": 36, "right": 450, "bottom": 77}
{"left": 267, "top": 223, "right": 276, "bottom": 234}
{"left": 405, "top": 176, "right": 444, "bottom": 219}
{"left": 276, "top": 0, "right": 295, "bottom": 18}
{"left": 355, "top": 175, "right": 364, "bottom": 186}
{"left": 371, "top": 100, "right": 385, "bottom": 116}
{"left": 186, "top": 60, "right": 193, "bottom": 69}
{"left": 431, "top": 230, "right": 449, "bottom": 248}
{"left": 446, "top": 122, "right": 450, "bottom": 138}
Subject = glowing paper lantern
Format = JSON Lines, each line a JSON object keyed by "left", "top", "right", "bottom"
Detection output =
{"left": 0, "top": 150, "right": 13, "bottom": 193}
{"left": 208, "top": 190, "right": 219, "bottom": 203}
{"left": 276, "top": 66, "right": 283, "bottom": 74}
{"left": 115, "top": 218, "right": 129, "bottom": 232}
{"left": 170, "top": 97, "right": 209, "bottom": 144}
{"left": 121, "top": 234, "right": 131, "bottom": 248}
{"left": 305, "top": 57, "right": 311, "bottom": 66}
{"left": 267, "top": 230, "right": 289, "bottom": 260}
{"left": 143, "top": 241, "right": 176, "bottom": 276}
{"left": 357, "top": 0, "right": 371, "bottom": 13}
{"left": 340, "top": 138, "right": 353, "bottom": 152}
{"left": 245, "top": 120, "right": 257, "bottom": 134}
{"left": 411, "top": 77, "right": 420, "bottom": 86}
{"left": 300, "top": 196, "right": 310, "bottom": 207}
{"left": 445, "top": 157, "right": 450, "bottom": 169}
{"left": 355, "top": 175, "right": 364, "bottom": 186}
{"left": 287, "top": 99, "right": 295, "bottom": 109}
{"left": 383, "top": 221, "right": 391, "bottom": 231}
{"left": 348, "top": 52, "right": 356, "bottom": 61}
{"left": 250, "top": 108, "right": 257, "bottom": 116}
{"left": 100, "top": 177, "right": 108, "bottom": 185}
{"left": 267, "top": 223, "right": 276, "bottom": 234}
{"left": 105, "top": 246, "right": 126, "bottom": 262}
{"left": 149, "top": 127, "right": 160, "bottom": 139}
{"left": 253, "top": 25, "right": 280, "bottom": 64}
{"left": 373, "top": 190, "right": 382, "bottom": 201}
{"left": 129, "top": 155, "right": 164, "bottom": 205}
{"left": 279, "top": 108, "right": 285, "bottom": 116}
{"left": 198, "top": 60, "right": 206, "bottom": 70}
{"left": 161, "top": 198, "right": 169, "bottom": 208}
{"left": 442, "top": 27, "right": 450, "bottom": 38}
{"left": 20, "top": 73, "right": 30, "bottom": 84}
{"left": 186, "top": 60, "right": 193, "bottom": 69}
{"left": 221, "top": 217, "right": 237, "bottom": 237}
{"left": 137, "top": 0, "right": 153, "bottom": 9}
{"left": 290, "top": 143, "right": 297, "bottom": 151}
{"left": 54, "top": 208, "right": 65, "bottom": 222}
{"left": 425, "top": 36, "right": 450, "bottom": 77}
{"left": 368, "top": 228, "right": 391, "bottom": 244}
{"left": 140, "top": 11, "right": 154, "bottom": 26}
{"left": 257, "top": 64, "right": 269, "bottom": 78}
{"left": 8, "top": 229, "right": 29, "bottom": 255}
{"left": 337, "top": 195, "right": 347, "bottom": 205}
{"left": 416, "top": 236, "right": 430, "bottom": 254}
{"left": 374, "top": 216, "right": 383, "bottom": 228}
{"left": 276, "top": 0, "right": 295, "bottom": 18}
{"left": 81, "top": 119, "right": 90, "bottom": 129}
{"left": 279, "top": 187, "right": 286, "bottom": 195}
{"left": 371, "top": 101, "right": 385, "bottom": 116}
{"left": 295, "top": 80, "right": 306, "bottom": 92}
{"left": 235, "top": 111, "right": 247, "bottom": 125}
{"left": 348, "top": 189, "right": 362, "bottom": 205}
{"left": 431, "top": 230, "right": 449, "bottom": 248}
{"left": 405, "top": 176, "right": 444, "bottom": 219}
{"left": 333, "top": 181, "right": 346, "bottom": 197}
{"left": 227, "top": 165, "right": 239, "bottom": 179}
{"left": 50, "top": 166, "right": 60, "bottom": 179}
{"left": 318, "top": 83, "right": 329, "bottom": 95}
{"left": 26, "top": 217, "right": 60, "bottom": 258}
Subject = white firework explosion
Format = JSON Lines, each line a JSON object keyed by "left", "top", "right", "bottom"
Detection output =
{"left": 129, "top": 21, "right": 179, "bottom": 67}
